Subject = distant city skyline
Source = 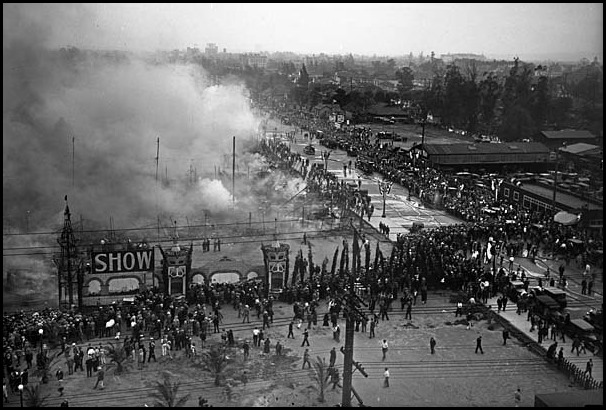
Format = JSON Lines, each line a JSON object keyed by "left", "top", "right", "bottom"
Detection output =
{"left": 3, "top": 3, "right": 603, "bottom": 62}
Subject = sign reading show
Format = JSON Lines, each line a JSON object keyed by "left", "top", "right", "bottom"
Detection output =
{"left": 93, "top": 250, "right": 154, "bottom": 274}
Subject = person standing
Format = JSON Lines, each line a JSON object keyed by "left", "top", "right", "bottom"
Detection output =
{"left": 369, "top": 318, "right": 376, "bottom": 339}
{"left": 242, "top": 305, "right": 250, "bottom": 324}
{"left": 287, "top": 321, "right": 295, "bottom": 339}
{"left": 329, "top": 347, "right": 336, "bottom": 368}
{"left": 405, "top": 300, "right": 412, "bottom": 320}
{"left": 430, "top": 337, "right": 436, "bottom": 354}
{"left": 381, "top": 339, "right": 389, "bottom": 361}
{"left": 455, "top": 301, "right": 463, "bottom": 317}
{"left": 252, "top": 327, "right": 260, "bottom": 347}
{"left": 263, "top": 337, "right": 271, "bottom": 354}
{"left": 148, "top": 338, "right": 156, "bottom": 363}
{"left": 502, "top": 329, "right": 509, "bottom": 346}
{"left": 243, "top": 341, "right": 250, "bottom": 360}
{"left": 585, "top": 358, "right": 593, "bottom": 377}
{"left": 502, "top": 296, "right": 508, "bottom": 311}
{"left": 496, "top": 296, "right": 502, "bottom": 313}
{"left": 93, "top": 366, "right": 104, "bottom": 390}
{"left": 514, "top": 388, "right": 521, "bottom": 407}
{"left": 475, "top": 335, "right": 484, "bottom": 354}
{"left": 275, "top": 341, "right": 283, "bottom": 356}
{"left": 301, "top": 329, "right": 310, "bottom": 347}
{"left": 85, "top": 355, "right": 93, "bottom": 377}
{"left": 383, "top": 367, "right": 390, "bottom": 388}
{"left": 302, "top": 349, "right": 311, "bottom": 369}
{"left": 137, "top": 348, "right": 144, "bottom": 370}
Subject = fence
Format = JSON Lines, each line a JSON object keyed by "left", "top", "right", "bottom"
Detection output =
{"left": 486, "top": 308, "right": 602, "bottom": 390}
{"left": 557, "top": 356, "right": 603, "bottom": 390}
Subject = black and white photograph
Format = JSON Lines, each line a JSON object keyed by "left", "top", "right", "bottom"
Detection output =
{"left": 3, "top": 3, "right": 603, "bottom": 407}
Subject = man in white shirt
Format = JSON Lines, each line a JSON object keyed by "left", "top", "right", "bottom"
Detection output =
{"left": 381, "top": 339, "right": 389, "bottom": 361}
{"left": 383, "top": 367, "right": 390, "bottom": 387}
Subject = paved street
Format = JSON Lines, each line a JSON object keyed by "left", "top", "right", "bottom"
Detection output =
{"left": 276, "top": 122, "right": 603, "bottom": 394}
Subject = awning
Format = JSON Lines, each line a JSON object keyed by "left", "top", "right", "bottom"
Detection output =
{"left": 553, "top": 211, "right": 579, "bottom": 226}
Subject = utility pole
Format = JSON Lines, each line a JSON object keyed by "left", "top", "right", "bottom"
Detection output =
{"left": 232, "top": 136, "right": 236, "bottom": 210}
{"left": 341, "top": 228, "right": 356, "bottom": 407}
{"left": 72, "top": 136, "right": 75, "bottom": 188}
{"left": 155, "top": 137, "right": 160, "bottom": 183}
{"left": 341, "top": 226, "right": 369, "bottom": 407}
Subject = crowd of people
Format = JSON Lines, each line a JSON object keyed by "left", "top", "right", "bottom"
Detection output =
{"left": 3, "top": 110, "right": 601, "bottom": 404}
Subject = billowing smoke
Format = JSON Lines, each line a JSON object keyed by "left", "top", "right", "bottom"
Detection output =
{"left": 3, "top": 4, "right": 266, "bottom": 300}
{"left": 3, "top": 4, "right": 261, "bottom": 234}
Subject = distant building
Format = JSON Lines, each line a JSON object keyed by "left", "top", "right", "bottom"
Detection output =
{"left": 440, "top": 53, "right": 486, "bottom": 63}
{"left": 414, "top": 142, "right": 551, "bottom": 172}
{"left": 537, "top": 130, "right": 597, "bottom": 150}
{"left": 205, "top": 43, "right": 218, "bottom": 55}
{"left": 240, "top": 53, "right": 268, "bottom": 69}
{"left": 499, "top": 181, "right": 602, "bottom": 234}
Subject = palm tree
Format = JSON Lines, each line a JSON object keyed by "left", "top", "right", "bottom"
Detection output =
{"left": 24, "top": 383, "right": 51, "bottom": 407}
{"left": 105, "top": 342, "right": 131, "bottom": 375}
{"left": 310, "top": 356, "right": 331, "bottom": 403}
{"left": 33, "top": 352, "right": 60, "bottom": 384}
{"left": 149, "top": 372, "right": 191, "bottom": 407}
{"left": 195, "top": 344, "right": 229, "bottom": 386}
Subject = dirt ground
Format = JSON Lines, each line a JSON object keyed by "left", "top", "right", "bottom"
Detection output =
{"left": 8, "top": 285, "right": 583, "bottom": 408}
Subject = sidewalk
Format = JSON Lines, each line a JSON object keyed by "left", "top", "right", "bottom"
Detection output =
{"left": 486, "top": 295, "right": 603, "bottom": 384}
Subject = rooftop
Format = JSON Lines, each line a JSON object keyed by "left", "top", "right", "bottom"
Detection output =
{"left": 540, "top": 130, "right": 595, "bottom": 140}
{"left": 424, "top": 142, "right": 549, "bottom": 156}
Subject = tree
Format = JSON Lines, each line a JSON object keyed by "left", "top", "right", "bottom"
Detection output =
{"left": 196, "top": 344, "right": 230, "bottom": 386}
{"left": 395, "top": 67, "right": 414, "bottom": 99}
{"left": 150, "top": 372, "right": 191, "bottom": 407}
{"left": 478, "top": 72, "right": 501, "bottom": 131}
{"left": 106, "top": 342, "right": 131, "bottom": 375}
{"left": 298, "top": 63, "right": 310, "bottom": 90}
{"left": 498, "top": 58, "right": 536, "bottom": 141}
{"left": 24, "top": 384, "right": 51, "bottom": 407}
{"left": 310, "top": 356, "right": 331, "bottom": 403}
{"left": 33, "top": 352, "right": 60, "bottom": 384}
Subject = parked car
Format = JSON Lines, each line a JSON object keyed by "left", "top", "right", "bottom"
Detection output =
{"left": 303, "top": 144, "right": 315, "bottom": 155}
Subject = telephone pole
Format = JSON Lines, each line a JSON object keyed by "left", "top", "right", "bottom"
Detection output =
{"left": 341, "top": 225, "right": 368, "bottom": 407}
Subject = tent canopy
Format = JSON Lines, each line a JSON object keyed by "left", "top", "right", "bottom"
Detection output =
{"left": 553, "top": 211, "right": 579, "bottom": 226}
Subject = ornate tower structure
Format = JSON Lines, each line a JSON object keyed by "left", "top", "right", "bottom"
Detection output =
{"left": 55, "top": 196, "right": 81, "bottom": 309}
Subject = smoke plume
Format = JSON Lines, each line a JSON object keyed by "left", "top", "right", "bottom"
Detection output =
{"left": 3, "top": 4, "right": 261, "bottom": 235}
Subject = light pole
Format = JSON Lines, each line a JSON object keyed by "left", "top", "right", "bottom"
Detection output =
{"left": 378, "top": 180, "right": 393, "bottom": 218}
{"left": 18, "top": 384, "right": 24, "bottom": 407}
{"left": 38, "top": 328, "right": 44, "bottom": 355}
{"left": 551, "top": 142, "right": 566, "bottom": 215}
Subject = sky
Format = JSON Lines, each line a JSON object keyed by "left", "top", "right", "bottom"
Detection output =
{"left": 4, "top": 3, "right": 603, "bottom": 61}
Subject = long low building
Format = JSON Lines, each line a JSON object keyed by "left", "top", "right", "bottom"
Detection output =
{"left": 415, "top": 142, "right": 552, "bottom": 171}
{"left": 499, "top": 181, "right": 603, "bottom": 234}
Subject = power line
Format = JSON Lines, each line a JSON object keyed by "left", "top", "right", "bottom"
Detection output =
{"left": 2, "top": 217, "right": 306, "bottom": 237}
{"left": 2, "top": 226, "right": 365, "bottom": 256}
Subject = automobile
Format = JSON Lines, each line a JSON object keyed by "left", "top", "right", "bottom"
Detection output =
{"left": 303, "top": 144, "right": 315, "bottom": 155}
{"left": 346, "top": 147, "right": 358, "bottom": 157}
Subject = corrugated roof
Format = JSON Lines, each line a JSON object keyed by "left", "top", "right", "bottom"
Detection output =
{"left": 424, "top": 142, "right": 549, "bottom": 156}
{"left": 540, "top": 130, "right": 595, "bottom": 140}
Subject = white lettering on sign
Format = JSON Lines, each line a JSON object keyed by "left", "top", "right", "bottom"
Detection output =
{"left": 92, "top": 250, "right": 154, "bottom": 273}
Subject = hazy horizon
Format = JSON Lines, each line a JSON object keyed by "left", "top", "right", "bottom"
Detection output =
{"left": 3, "top": 3, "right": 603, "bottom": 63}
